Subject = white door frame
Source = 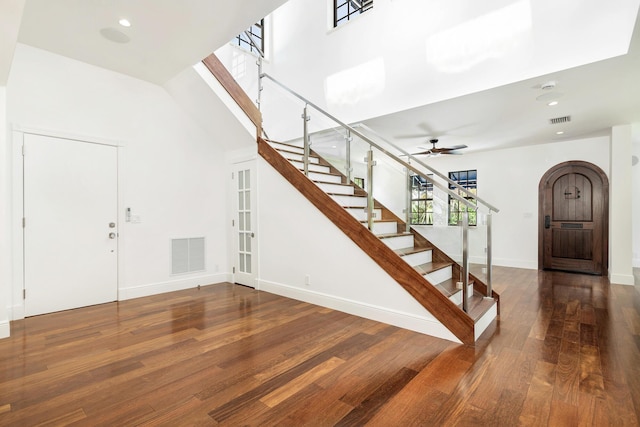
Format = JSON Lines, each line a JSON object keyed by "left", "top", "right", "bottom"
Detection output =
{"left": 11, "top": 126, "right": 122, "bottom": 320}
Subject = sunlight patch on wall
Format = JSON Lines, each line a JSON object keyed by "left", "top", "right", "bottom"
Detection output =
{"left": 426, "top": 0, "right": 532, "bottom": 73}
{"left": 325, "top": 57, "right": 385, "bottom": 107}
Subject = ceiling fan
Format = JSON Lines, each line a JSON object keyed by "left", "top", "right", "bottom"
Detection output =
{"left": 412, "top": 139, "right": 467, "bottom": 156}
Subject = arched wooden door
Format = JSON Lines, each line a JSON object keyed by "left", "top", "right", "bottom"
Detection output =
{"left": 539, "top": 161, "right": 609, "bottom": 275}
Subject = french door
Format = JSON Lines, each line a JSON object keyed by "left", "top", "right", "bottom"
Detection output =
{"left": 232, "top": 161, "right": 257, "bottom": 287}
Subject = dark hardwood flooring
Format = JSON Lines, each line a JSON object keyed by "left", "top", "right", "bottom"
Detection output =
{"left": 1, "top": 266, "right": 639, "bottom": 426}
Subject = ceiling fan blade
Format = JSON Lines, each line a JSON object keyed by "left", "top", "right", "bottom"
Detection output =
{"left": 409, "top": 150, "right": 433, "bottom": 156}
{"left": 445, "top": 144, "right": 468, "bottom": 150}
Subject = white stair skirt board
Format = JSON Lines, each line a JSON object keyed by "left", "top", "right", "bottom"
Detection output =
{"left": 475, "top": 302, "right": 498, "bottom": 340}
{"left": 331, "top": 194, "right": 367, "bottom": 207}
{"left": 380, "top": 234, "right": 415, "bottom": 250}
{"left": 119, "top": 273, "right": 232, "bottom": 300}
{"left": 288, "top": 160, "right": 331, "bottom": 174}
{"left": 424, "top": 265, "right": 452, "bottom": 284}
{"left": 272, "top": 142, "right": 304, "bottom": 154}
{"left": 400, "top": 249, "right": 432, "bottom": 267}
{"left": 258, "top": 279, "right": 461, "bottom": 343}
{"left": 346, "top": 208, "right": 382, "bottom": 221}
{"left": 309, "top": 171, "right": 342, "bottom": 184}
{"left": 283, "top": 153, "right": 320, "bottom": 164}
{"left": 316, "top": 182, "right": 354, "bottom": 195}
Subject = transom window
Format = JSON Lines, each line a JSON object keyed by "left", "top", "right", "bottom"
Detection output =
{"left": 448, "top": 170, "right": 477, "bottom": 226}
{"left": 334, "top": 0, "right": 373, "bottom": 27}
{"left": 410, "top": 174, "right": 434, "bottom": 225}
{"left": 234, "top": 20, "right": 264, "bottom": 55}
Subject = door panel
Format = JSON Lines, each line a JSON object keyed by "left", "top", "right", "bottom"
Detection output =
{"left": 24, "top": 134, "right": 118, "bottom": 316}
{"left": 539, "top": 162, "right": 608, "bottom": 275}
{"left": 233, "top": 161, "right": 257, "bottom": 287}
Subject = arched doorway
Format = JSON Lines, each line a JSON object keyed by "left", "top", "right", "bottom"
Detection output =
{"left": 538, "top": 161, "right": 609, "bottom": 275}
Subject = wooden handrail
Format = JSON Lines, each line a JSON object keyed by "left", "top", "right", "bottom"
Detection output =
{"left": 258, "top": 137, "right": 475, "bottom": 345}
{"left": 202, "top": 53, "right": 262, "bottom": 137}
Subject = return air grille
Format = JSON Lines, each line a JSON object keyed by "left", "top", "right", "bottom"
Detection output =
{"left": 172, "top": 237, "right": 205, "bottom": 274}
{"left": 550, "top": 115, "right": 571, "bottom": 125}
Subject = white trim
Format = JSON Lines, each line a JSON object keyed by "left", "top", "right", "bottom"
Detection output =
{"left": 119, "top": 273, "right": 232, "bottom": 300}
{"left": 0, "top": 320, "right": 9, "bottom": 339}
{"left": 609, "top": 273, "right": 635, "bottom": 286}
{"left": 257, "top": 279, "right": 461, "bottom": 343}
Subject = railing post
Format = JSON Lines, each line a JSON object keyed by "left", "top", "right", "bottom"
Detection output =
{"left": 256, "top": 56, "right": 263, "bottom": 111}
{"left": 405, "top": 165, "right": 411, "bottom": 233}
{"left": 302, "top": 104, "right": 310, "bottom": 176}
{"left": 486, "top": 212, "right": 493, "bottom": 298}
{"left": 345, "top": 130, "right": 352, "bottom": 183}
{"left": 462, "top": 211, "right": 469, "bottom": 313}
{"left": 366, "top": 148, "right": 375, "bottom": 231}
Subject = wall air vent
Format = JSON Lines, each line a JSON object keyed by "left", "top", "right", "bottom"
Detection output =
{"left": 172, "top": 237, "right": 205, "bottom": 274}
{"left": 550, "top": 115, "right": 571, "bottom": 125}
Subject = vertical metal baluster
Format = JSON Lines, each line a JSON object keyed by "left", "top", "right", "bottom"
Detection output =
{"left": 462, "top": 210, "right": 469, "bottom": 313}
{"left": 345, "top": 130, "right": 352, "bottom": 183}
{"left": 366, "top": 148, "right": 375, "bottom": 231}
{"left": 405, "top": 164, "right": 411, "bottom": 233}
{"left": 486, "top": 212, "right": 493, "bottom": 298}
{"left": 302, "top": 104, "right": 310, "bottom": 176}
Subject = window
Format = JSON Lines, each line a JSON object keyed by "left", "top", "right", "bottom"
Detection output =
{"left": 334, "top": 0, "right": 373, "bottom": 27}
{"left": 234, "top": 20, "right": 264, "bottom": 55}
{"left": 353, "top": 177, "right": 365, "bottom": 189}
{"left": 410, "top": 174, "right": 433, "bottom": 225}
{"left": 448, "top": 170, "right": 477, "bottom": 226}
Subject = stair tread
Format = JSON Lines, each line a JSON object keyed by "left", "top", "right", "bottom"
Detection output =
{"left": 267, "top": 140, "right": 302, "bottom": 150}
{"left": 332, "top": 194, "right": 367, "bottom": 198}
{"left": 276, "top": 147, "right": 306, "bottom": 156}
{"left": 394, "top": 246, "right": 432, "bottom": 256}
{"left": 377, "top": 232, "right": 413, "bottom": 239}
{"left": 315, "top": 182, "right": 354, "bottom": 187}
{"left": 435, "top": 278, "right": 473, "bottom": 296}
{"left": 414, "top": 261, "right": 453, "bottom": 275}
{"left": 462, "top": 295, "right": 497, "bottom": 322}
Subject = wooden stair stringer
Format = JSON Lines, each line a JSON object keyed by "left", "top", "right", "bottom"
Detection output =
{"left": 258, "top": 137, "right": 475, "bottom": 344}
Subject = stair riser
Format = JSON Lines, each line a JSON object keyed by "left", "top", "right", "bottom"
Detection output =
{"left": 272, "top": 142, "right": 304, "bottom": 154}
{"left": 400, "top": 250, "right": 432, "bottom": 267}
{"left": 424, "top": 266, "right": 452, "bottom": 284}
{"left": 317, "top": 182, "right": 354, "bottom": 195}
{"left": 331, "top": 195, "right": 367, "bottom": 207}
{"left": 381, "top": 235, "right": 415, "bottom": 250}
{"left": 283, "top": 153, "right": 320, "bottom": 164}
{"left": 346, "top": 208, "right": 382, "bottom": 222}
{"left": 310, "top": 173, "right": 342, "bottom": 184}
{"left": 289, "top": 160, "right": 331, "bottom": 174}
{"left": 446, "top": 285, "right": 474, "bottom": 306}
{"left": 370, "top": 222, "right": 398, "bottom": 235}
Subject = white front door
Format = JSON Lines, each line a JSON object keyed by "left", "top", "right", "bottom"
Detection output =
{"left": 23, "top": 133, "right": 118, "bottom": 316}
{"left": 232, "top": 162, "right": 257, "bottom": 287}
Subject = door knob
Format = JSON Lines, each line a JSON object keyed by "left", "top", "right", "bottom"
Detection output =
{"left": 109, "top": 222, "right": 116, "bottom": 228}
{"left": 109, "top": 232, "right": 116, "bottom": 239}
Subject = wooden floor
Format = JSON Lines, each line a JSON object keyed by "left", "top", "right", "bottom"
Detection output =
{"left": 1, "top": 267, "right": 639, "bottom": 426}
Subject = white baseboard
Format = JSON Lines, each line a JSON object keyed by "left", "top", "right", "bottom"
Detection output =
{"left": 0, "top": 320, "right": 10, "bottom": 339}
{"left": 257, "top": 279, "right": 461, "bottom": 343}
{"left": 119, "top": 273, "right": 233, "bottom": 300}
{"left": 609, "top": 273, "right": 635, "bottom": 286}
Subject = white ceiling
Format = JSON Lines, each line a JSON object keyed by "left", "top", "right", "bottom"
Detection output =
{"left": 15, "top": 0, "right": 288, "bottom": 85}
{"left": 8, "top": 0, "right": 640, "bottom": 154}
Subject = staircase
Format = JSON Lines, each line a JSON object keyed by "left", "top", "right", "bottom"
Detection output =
{"left": 202, "top": 53, "right": 499, "bottom": 345}
{"left": 267, "top": 140, "right": 498, "bottom": 331}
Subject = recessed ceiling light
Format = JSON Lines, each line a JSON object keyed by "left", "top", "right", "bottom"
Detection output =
{"left": 118, "top": 18, "right": 131, "bottom": 27}
{"left": 556, "top": 131, "right": 564, "bottom": 135}
{"left": 548, "top": 101, "right": 559, "bottom": 106}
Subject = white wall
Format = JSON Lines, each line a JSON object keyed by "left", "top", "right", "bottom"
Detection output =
{"left": 6, "top": 44, "right": 232, "bottom": 318}
{"left": 0, "top": 87, "right": 10, "bottom": 337}
{"left": 264, "top": 0, "right": 638, "bottom": 127}
{"left": 633, "top": 131, "right": 640, "bottom": 268}
{"left": 410, "top": 136, "right": 611, "bottom": 269}
{"left": 256, "top": 156, "right": 459, "bottom": 342}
